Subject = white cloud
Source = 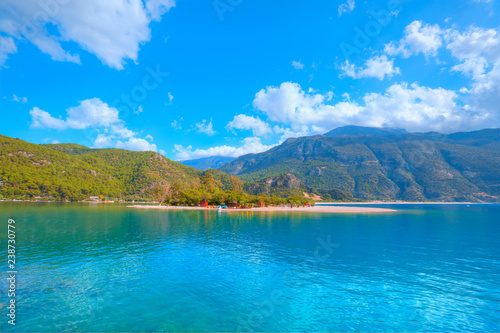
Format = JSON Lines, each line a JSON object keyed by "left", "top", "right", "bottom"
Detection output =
{"left": 145, "top": 134, "right": 154, "bottom": 141}
{"left": 291, "top": 60, "right": 305, "bottom": 70}
{"left": 145, "top": 0, "right": 176, "bottom": 21}
{"left": 93, "top": 134, "right": 114, "bottom": 148}
{"left": 31, "top": 98, "right": 121, "bottom": 130}
{"left": 165, "top": 92, "right": 174, "bottom": 106}
{"left": 253, "top": 81, "right": 492, "bottom": 133}
{"left": 30, "top": 107, "right": 67, "bottom": 130}
{"left": 339, "top": 55, "right": 400, "bottom": 80}
{"left": 445, "top": 26, "right": 500, "bottom": 78}
{"left": 0, "top": 36, "right": 17, "bottom": 67}
{"left": 0, "top": 0, "right": 175, "bottom": 70}
{"left": 116, "top": 137, "right": 157, "bottom": 152}
{"left": 273, "top": 125, "right": 326, "bottom": 143}
{"left": 195, "top": 119, "right": 216, "bottom": 136}
{"left": 338, "top": 0, "right": 355, "bottom": 16}
{"left": 384, "top": 21, "right": 443, "bottom": 58}
{"left": 226, "top": 114, "right": 272, "bottom": 137}
{"left": 109, "top": 125, "right": 136, "bottom": 139}
{"left": 134, "top": 105, "right": 143, "bottom": 114}
{"left": 465, "top": 62, "right": 500, "bottom": 116}
{"left": 174, "top": 137, "right": 275, "bottom": 161}
{"left": 10, "top": 94, "right": 27, "bottom": 103}
{"left": 171, "top": 119, "right": 182, "bottom": 130}
{"left": 29, "top": 97, "right": 159, "bottom": 152}
{"left": 443, "top": 26, "right": 500, "bottom": 115}
{"left": 253, "top": 82, "right": 362, "bottom": 129}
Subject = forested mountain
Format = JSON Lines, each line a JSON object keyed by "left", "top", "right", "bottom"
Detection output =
{"left": 220, "top": 127, "right": 500, "bottom": 202}
{"left": 0, "top": 136, "right": 232, "bottom": 201}
{"left": 180, "top": 156, "right": 235, "bottom": 170}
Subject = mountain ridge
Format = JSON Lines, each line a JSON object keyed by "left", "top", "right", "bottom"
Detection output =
{"left": 220, "top": 127, "right": 500, "bottom": 202}
{"left": 180, "top": 156, "right": 235, "bottom": 170}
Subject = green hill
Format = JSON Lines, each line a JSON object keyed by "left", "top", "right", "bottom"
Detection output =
{"left": 220, "top": 127, "right": 500, "bottom": 202}
{"left": 0, "top": 135, "right": 121, "bottom": 200}
{"left": 0, "top": 136, "right": 232, "bottom": 201}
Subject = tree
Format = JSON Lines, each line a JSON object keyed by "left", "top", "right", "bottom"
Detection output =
{"left": 230, "top": 175, "right": 243, "bottom": 193}
{"left": 200, "top": 171, "right": 220, "bottom": 192}
{"left": 151, "top": 185, "right": 167, "bottom": 205}
{"left": 165, "top": 180, "right": 184, "bottom": 205}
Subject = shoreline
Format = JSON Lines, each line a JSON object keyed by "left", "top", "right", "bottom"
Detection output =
{"left": 127, "top": 205, "right": 395, "bottom": 213}
{"left": 317, "top": 201, "right": 490, "bottom": 205}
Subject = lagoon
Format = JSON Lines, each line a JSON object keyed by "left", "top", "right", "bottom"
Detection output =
{"left": 0, "top": 202, "right": 499, "bottom": 332}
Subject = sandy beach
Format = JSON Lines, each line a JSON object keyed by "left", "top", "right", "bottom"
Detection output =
{"left": 127, "top": 205, "right": 395, "bottom": 213}
{"left": 318, "top": 202, "right": 483, "bottom": 205}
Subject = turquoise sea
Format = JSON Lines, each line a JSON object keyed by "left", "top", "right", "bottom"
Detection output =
{"left": 0, "top": 202, "right": 499, "bottom": 332}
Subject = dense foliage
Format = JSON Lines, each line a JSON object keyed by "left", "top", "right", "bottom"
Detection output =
{"left": 163, "top": 171, "right": 314, "bottom": 207}
{"left": 0, "top": 136, "right": 205, "bottom": 201}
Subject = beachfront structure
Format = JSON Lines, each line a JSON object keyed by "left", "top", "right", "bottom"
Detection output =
{"left": 200, "top": 200, "right": 208, "bottom": 207}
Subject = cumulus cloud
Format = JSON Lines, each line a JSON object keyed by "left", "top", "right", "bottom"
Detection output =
{"left": 291, "top": 60, "right": 305, "bottom": 70}
{"left": 0, "top": 36, "right": 17, "bottom": 67}
{"left": 195, "top": 119, "right": 216, "bottom": 136}
{"left": 338, "top": 0, "right": 355, "bottom": 16}
{"left": 385, "top": 21, "right": 443, "bottom": 58}
{"left": 0, "top": 0, "right": 175, "bottom": 69}
{"left": 253, "top": 82, "right": 361, "bottom": 128}
{"left": 116, "top": 137, "right": 158, "bottom": 152}
{"left": 382, "top": 22, "right": 499, "bottom": 122}
{"left": 30, "top": 98, "right": 122, "bottom": 130}
{"left": 30, "top": 107, "right": 65, "bottom": 130}
{"left": 253, "top": 81, "right": 491, "bottom": 133}
{"left": 339, "top": 55, "right": 400, "bottom": 80}
{"left": 93, "top": 134, "right": 114, "bottom": 148}
{"left": 226, "top": 114, "right": 272, "bottom": 137}
{"left": 174, "top": 137, "right": 276, "bottom": 161}
{"left": 445, "top": 26, "right": 500, "bottom": 78}
{"left": 444, "top": 26, "right": 500, "bottom": 115}
{"left": 29, "top": 97, "right": 158, "bottom": 151}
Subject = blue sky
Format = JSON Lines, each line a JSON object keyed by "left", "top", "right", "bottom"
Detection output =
{"left": 0, "top": 0, "right": 499, "bottom": 160}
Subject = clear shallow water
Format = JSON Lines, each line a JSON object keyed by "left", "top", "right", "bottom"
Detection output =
{"left": 0, "top": 202, "right": 499, "bottom": 332}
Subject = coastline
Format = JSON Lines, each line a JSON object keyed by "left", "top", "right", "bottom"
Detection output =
{"left": 317, "top": 201, "right": 488, "bottom": 205}
{"left": 127, "top": 205, "right": 395, "bottom": 213}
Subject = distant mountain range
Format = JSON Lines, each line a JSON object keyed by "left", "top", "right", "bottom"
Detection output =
{"left": 181, "top": 156, "right": 235, "bottom": 170}
{"left": 2, "top": 126, "right": 500, "bottom": 202}
{"left": 220, "top": 126, "right": 500, "bottom": 202}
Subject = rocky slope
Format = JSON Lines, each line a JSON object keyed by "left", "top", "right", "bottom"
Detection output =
{"left": 220, "top": 127, "right": 500, "bottom": 202}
